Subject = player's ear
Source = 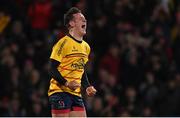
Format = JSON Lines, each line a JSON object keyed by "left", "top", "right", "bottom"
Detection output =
{"left": 69, "top": 20, "right": 75, "bottom": 28}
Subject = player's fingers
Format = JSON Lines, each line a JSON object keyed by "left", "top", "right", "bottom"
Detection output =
{"left": 94, "top": 90, "right": 97, "bottom": 94}
{"left": 91, "top": 91, "right": 96, "bottom": 95}
{"left": 87, "top": 91, "right": 91, "bottom": 95}
{"left": 71, "top": 82, "right": 80, "bottom": 89}
{"left": 70, "top": 81, "right": 78, "bottom": 85}
{"left": 73, "top": 83, "right": 80, "bottom": 87}
{"left": 87, "top": 90, "right": 96, "bottom": 96}
{"left": 72, "top": 81, "right": 80, "bottom": 86}
{"left": 91, "top": 87, "right": 96, "bottom": 91}
{"left": 88, "top": 92, "right": 95, "bottom": 97}
{"left": 90, "top": 87, "right": 97, "bottom": 92}
{"left": 73, "top": 85, "right": 80, "bottom": 90}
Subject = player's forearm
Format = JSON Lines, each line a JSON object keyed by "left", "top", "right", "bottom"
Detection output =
{"left": 50, "top": 59, "right": 67, "bottom": 85}
{"left": 81, "top": 70, "right": 91, "bottom": 89}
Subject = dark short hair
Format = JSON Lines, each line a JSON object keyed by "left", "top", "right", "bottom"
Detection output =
{"left": 64, "top": 7, "right": 81, "bottom": 28}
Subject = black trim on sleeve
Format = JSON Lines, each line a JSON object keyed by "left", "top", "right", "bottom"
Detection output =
{"left": 81, "top": 70, "right": 91, "bottom": 89}
{"left": 49, "top": 59, "right": 67, "bottom": 85}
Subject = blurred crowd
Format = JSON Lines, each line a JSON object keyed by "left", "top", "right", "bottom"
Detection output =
{"left": 0, "top": 0, "right": 180, "bottom": 117}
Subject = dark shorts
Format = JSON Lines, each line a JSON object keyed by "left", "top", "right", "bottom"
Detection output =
{"left": 49, "top": 92, "right": 85, "bottom": 114}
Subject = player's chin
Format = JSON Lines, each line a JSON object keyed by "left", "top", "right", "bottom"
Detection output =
{"left": 80, "top": 29, "right": 86, "bottom": 35}
{"left": 81, "top": 31, "right": 86, "bottom": 35}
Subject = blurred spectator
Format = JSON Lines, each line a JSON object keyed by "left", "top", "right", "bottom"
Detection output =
{"left": 139, "top": 71, "right": 159, "bottom": 106}
{"left": 7, "top": 20, "right": 27, "bottom": 44}
{"left": 28, "top": 0, "right": 53, "bottom": 42}
{"left": 121, "top": 86, "right": 141, "bottom": 116}
{"left": 0, "top": 11, "right": 10, "bottom": 34}
{"left": 121, "top": 47, "right": 144, "bottom": 88}
{"left": 7, "top": 97, "right": 24, "bottom": 116}
{"left": 88, "top": 97, "right": 103, "bottom": 117}
{"left": 28, "top": 0, "right": 52, "bottom": 30}
{"left": 141, "top": 106, "right": 153, "bottom": 117}
{"left": 99, "top": 43, "right": 121, "bottom": 79}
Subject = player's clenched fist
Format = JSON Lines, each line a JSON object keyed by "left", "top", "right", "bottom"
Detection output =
{"left": 86, "top": 86, "right": 97, "bottom": 97}
{"left": 65, "top": 80, "right": 80, "bottom": 90}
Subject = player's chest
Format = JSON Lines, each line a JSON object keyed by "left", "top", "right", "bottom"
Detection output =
{"left": 62, "top": 44, "right": 89, "bottom": 68}
{"left": 65, "top": 43, "right": 88, "bottom": 55}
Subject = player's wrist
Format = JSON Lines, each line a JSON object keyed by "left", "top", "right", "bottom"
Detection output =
{"left": 84, "top": 84, "right": 91, "bottom": 89}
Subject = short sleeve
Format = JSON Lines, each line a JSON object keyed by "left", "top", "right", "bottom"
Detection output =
{"left": 86, "top": 44, "right": 91, "bottom": 56}
{"left": 50, "top": 39, "right": 67, "bottom": 62}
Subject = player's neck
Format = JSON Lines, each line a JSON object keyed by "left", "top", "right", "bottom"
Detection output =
{"left": 69, "top": 31, "right": 83, "bottom": 41}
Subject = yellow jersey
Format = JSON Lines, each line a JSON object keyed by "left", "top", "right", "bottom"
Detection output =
{"left": 48, "top": 34, "right": 90, "bottom": 97}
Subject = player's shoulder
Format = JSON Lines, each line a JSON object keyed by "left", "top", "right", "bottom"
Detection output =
{"left": 82, "top": 40, "right": 91, "bottom": 54}
{"left": 82, "top": 40, "right": 90, "bottom": 48}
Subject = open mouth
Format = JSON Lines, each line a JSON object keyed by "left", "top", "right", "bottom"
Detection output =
{"left": 81, "top": 25, "right": 86, "bottom": 29}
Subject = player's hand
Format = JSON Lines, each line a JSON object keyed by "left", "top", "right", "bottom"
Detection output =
{"left": 65, "top": 80, "right": 80, "bottom": 90}
{"left": 86, "top": 86, "right": 97, "bottom": 97}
